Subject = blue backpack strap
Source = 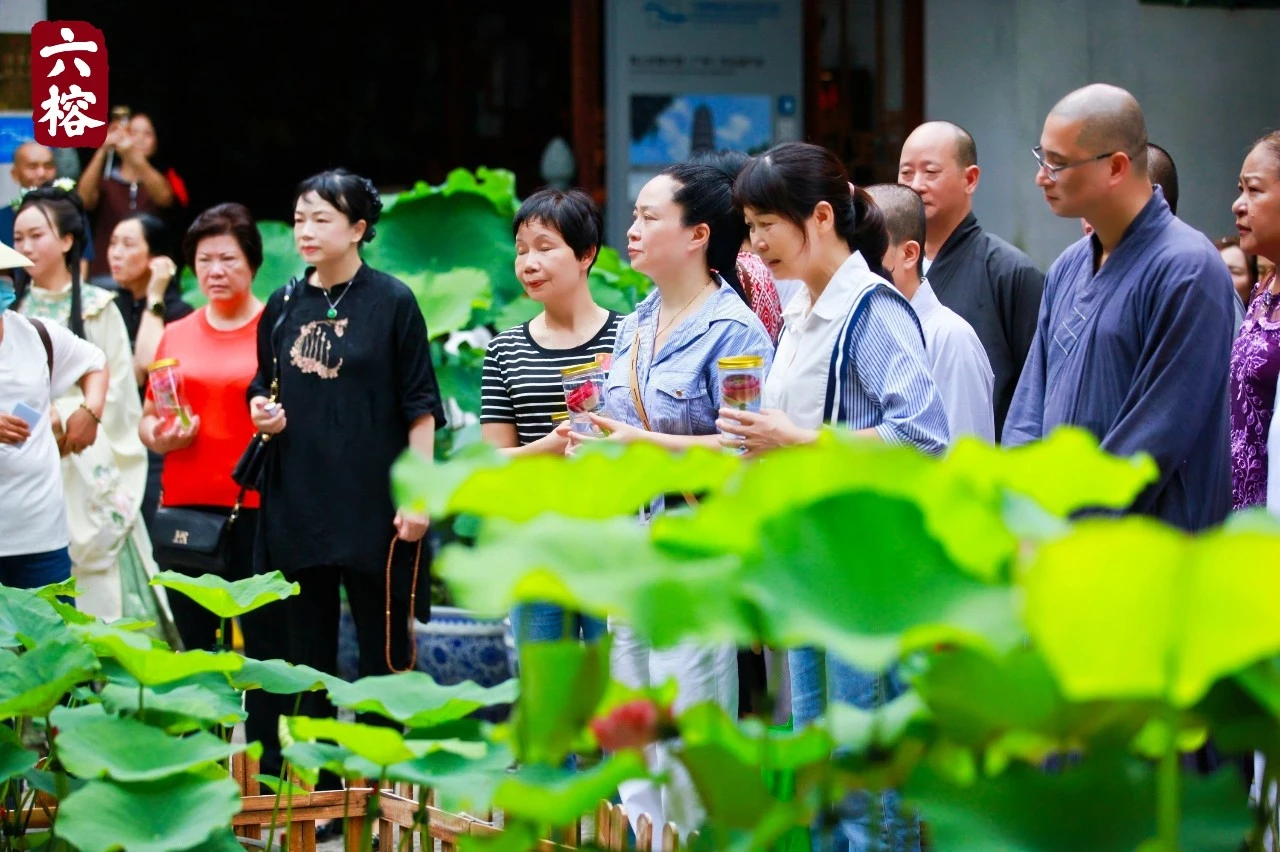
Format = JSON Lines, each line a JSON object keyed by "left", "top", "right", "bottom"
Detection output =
{"left": 822, "top": 280, "right": 924, "bottom": 426}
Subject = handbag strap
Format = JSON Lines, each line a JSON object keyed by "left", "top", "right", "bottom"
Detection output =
{"left": 226, "top": 485, "right": 249, "bottom": 527}
{"left": 384, "top": 536, "right": 423, "bottom": 674}
{"left": 266, "top": 278, "right": 299, "bottom": 401}
{"left": 629, "top": 326, "right": 699, "bottom": 509}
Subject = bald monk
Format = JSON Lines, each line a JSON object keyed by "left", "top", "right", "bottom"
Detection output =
{"left": 2, "top": 142, "right": 56, "bottom": 247}
{"left": 1005, "top": 84, "right": 1234, "bottom": 531}
{"left": 899, "top": 121, "right": 1044, "bottom": 436}
{"left": 1081, "top": 141, "right": 1179, "bottom": 235}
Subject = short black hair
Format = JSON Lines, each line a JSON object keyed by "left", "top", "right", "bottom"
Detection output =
{"left": 294, "top": 168, "right": 383, "bottom": 244}
{"left": 184, "top": 203, "right": 263, "bottom": 273}
{"left": 1147, "top": 143, "right": 1179, "bottom": 215}
{"left": 867, "top": 185, "right": 926, "bottom": 249}
{"left": 867, "top": 184, "right": 926, "bottom": 283}
{"left": 512, "top": 187, "right": 604, "bottom": 270}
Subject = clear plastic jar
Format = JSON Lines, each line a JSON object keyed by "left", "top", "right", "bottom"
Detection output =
{"left": 718, "top": 355, "right": 764, "bottom": 413}
{"left": 561, "top": 361, "right": 606, "bottom": 435}
{"left": 147, "top": 358, "right": 193, "bottom": 429}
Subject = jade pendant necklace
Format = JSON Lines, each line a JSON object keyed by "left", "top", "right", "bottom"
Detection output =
{"left": 320, "top": 278, "right": 355, "bottom": 319}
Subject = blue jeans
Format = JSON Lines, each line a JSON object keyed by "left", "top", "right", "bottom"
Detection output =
{"left": 789, "top": 648, "right": 920, "bottom": 852}
{"left": 509, "top": 602, "right": 607, "bottom": 648}
{"left": 0, "top": 548, "right": 73, "bottom": 595}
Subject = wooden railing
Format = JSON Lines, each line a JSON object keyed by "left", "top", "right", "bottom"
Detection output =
{"left": 226, "top": 753, "right": 697, "bottom": 852}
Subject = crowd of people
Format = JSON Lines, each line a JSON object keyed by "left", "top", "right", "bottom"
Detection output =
{"left": 1, "top": 81, "right": 1278, "bottom": 846}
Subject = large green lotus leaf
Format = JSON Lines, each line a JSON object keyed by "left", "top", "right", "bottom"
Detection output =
{"left": 678, "top": 702, "right": 831, "bottom": 771}
{"left": 390, "top": 166, "right": 518, "bottom": 219}
{"left": 1022, "top": 518, "right": 1280, "bottom": 707}
{"left": 98, "top": 675, "right": 246, "bottom": 732}
{"left": 51, "top": 704, "right": 252, "bottom": 782}
{"left": 55, "top": 772, "right": 242, "bottom": 852}
{"left": 913, "top": 647, "right": 1157, "bottom": 760}
{"left": 492, "top": 750, "right": 647, "bottom": 826}
{"left": 364, "top": 191, "right": 520, "bottom": 305}
{"left": 227, "top": 657, "right": 342, "bottom": 695}
{"left": 174, "top": 828, "right": 248, "bottom": 852}
{"left": 745, "top": 493, "right": 1020, "bottom": 671}
{"left": 393, "top": 439, "right": 740, "bottom": 522}
{"left": 491, "top": 295, "right": 542, "bottom": 331}
{"left": 0, "top": 723, "right": 37, "bottom": 782}
{"left": 592, "top": 245, "right": 652, "bottom": 296}
{"left": 0, "top": 585, "right": 73, "bottom": 649}
{"left": 151, "top": 570, "right": 299, "bottom": 619}
{"left": 279, "top": 741, "right": 360, "bottom": 785}
{"left": 823, "top": 691, "right": 932, "bottom": 756}
{"left": 354, "top": 742, "right": 515, "bottom": 814}
{"left": 903, "top": 757, "right": 1250, "bottom": 852}
{"left": 284, "top": 716, "right": 485, "bottom": 768}
{"left": 464, "top": 821, "right": 541, "bottom": 852}
{"left": 654, "top": 432, "right": 1013, "bottom": 582}
{"left": 587, "top": 279, "right": 636, "bottom": 315}
{"left": 33, "top": 576, "right": 81, "bottom": 602}
{"left": 437, "top": 516, "right": 753, "bottom": 647}
{"left": 0, "top": 638, "right": 98, "bottom": 719}
{"left": 945, "top": 427, "right": 1157, "bottom": 518}
{"left": 1235, "top": 657, "right": 1280, "bottom": 719}
{"left": 403, "top": 268, "right": 493, "bottom": 340}
{"left": 678, "top": 740, "right": 777, "bottom": 831}
{"left": 512, "top": 637, "right": 610, "bottom": 766}
{"left": 326, "top": 671, "right": 517, "bottom": 728}
{"left": 84, "top": 624, "right": 243, "bottom": 685}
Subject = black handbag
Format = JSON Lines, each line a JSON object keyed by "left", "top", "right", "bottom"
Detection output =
{"left": 151, "top": 492, "right": 245, "bottom": 576}
{"left": 232, "top": 278, "right": 298, "bottom": 490}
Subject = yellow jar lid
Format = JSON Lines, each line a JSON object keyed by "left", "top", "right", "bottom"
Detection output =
{"left": 718, "top": 355, "right": 764, "bottom": 369}
{"left": 148, "top": 358, "right": 180, "bottom": 371}
{"left": 550, "top": 411, "right": 571, "bottom": 422}
{"left": 560, "top": 362, "right": 600, "bottom": 378}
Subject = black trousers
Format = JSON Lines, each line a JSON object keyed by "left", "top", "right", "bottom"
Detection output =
{"left": 283, "top": 564, "right": 415, "bottom": 789}
{"left": 160, "top": 506, "right": 292, "bottom": 776}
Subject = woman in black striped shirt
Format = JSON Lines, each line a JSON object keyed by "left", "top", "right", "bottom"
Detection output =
{"left": 481, "top": 188, "right": 620, "bottom": 452}
{"left": 482, "top": 187, "right": 618, "bottom": 648}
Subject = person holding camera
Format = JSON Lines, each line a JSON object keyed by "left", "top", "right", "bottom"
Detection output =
{"left": 78, "top": 111, "right": 184, "bottom": 280}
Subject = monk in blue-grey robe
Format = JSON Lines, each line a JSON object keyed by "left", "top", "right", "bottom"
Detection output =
{"left": 1004, "top": 85, "right": 1233, "bottom": 532}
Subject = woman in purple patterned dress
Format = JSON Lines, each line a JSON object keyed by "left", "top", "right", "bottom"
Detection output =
{"left": 1230, "top": 131, "right": 1280, "bottom": 509}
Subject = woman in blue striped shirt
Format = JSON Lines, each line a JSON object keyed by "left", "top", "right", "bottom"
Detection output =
{"left": 718, "top": 142, "right": 946, "bottom": 851}
{"left": 570, "top": 163, "right": 773, "bottom": 847}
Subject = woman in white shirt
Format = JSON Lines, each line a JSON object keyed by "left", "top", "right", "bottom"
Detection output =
{"left": 12, "top": 185, "right": 162, "bottom": 625}
{"left": 0, "top": 241, "right": 108, "bottom": 589}
{"left": 716, "top": 142, "right": 943, "bottom": 851}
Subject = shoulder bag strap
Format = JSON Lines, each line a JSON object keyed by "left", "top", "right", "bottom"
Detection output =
{"left": 30, "top": 317, "right": 53, "bottom": 379}
{"left": 629, "top": 326, "right": 699, "bottom": 508}
{"left": 266, "top": 279, "right": 299, "bottom": 401}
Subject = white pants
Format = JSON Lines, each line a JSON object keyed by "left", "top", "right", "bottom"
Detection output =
{"left": 609, "top": 621, "right": 738, "bottom": 850}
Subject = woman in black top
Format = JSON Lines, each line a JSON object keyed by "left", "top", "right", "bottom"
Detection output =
{"left": 248, "top": 170, "right": 445, "bottom": 747}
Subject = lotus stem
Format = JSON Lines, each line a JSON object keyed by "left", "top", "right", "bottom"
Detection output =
{"left": 263, "top": 760, "right": 288, "bottom": 852}
{"left": 1156, "top": 707, "right": 1180, "bottom": 850}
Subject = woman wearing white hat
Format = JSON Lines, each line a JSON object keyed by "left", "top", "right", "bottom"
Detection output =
{"left": 0, "top": 239, "right": 110, "bottom": 590}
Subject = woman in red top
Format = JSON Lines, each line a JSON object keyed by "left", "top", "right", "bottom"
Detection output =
{"left": 138, "top": 203, "right": 290, "bottom": 773}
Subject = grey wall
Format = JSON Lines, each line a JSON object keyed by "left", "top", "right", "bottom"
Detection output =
{"left": 925, "top": 0, "right": 1280, "bottom": 269}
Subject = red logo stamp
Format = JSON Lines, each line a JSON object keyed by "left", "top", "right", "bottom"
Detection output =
{"left": 30, "top": 21, "right": 108, "bottom": 148}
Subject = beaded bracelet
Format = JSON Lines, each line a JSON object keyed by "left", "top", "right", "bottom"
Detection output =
{"left": 78, "top": 403, "right": 102, "bottom": 425}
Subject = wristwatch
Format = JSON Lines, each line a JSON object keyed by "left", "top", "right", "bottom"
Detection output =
{"left": 148, "top": 300, "right": 165, "bottom": 318}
